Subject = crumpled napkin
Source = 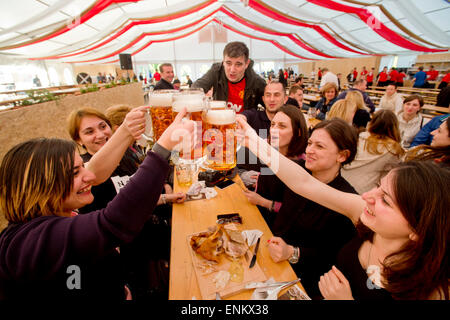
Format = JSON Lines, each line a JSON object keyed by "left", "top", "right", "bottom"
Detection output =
{"left": 239, "top": 170, "right": 260, "bottom": 187}
{"left": 187, "top": 181, "right": 205, "bottom": 196}
{"left": 241, "top": 229, "right": 263, "bottom": 247}
{"left": 203, "top": 187, "right": 217, "bottom": 199}
{"left": 186, "top": 181, "right": 218, "bottom": 200}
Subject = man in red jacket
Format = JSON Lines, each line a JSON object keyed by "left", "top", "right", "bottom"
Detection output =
{"left": 427, "top": 65, "right": 439, "bottom": 81}
{"left": 396, "top": 69, "right": 406, "bottom": 87}
{"left": 377, "top": 66, "right": 388, "bottom": 87}
{"left": 366, "top": 67, "right": 375, "bottom": 87}
{"left": 360, "top": 66, "right": 368, "bottom": 80}
{"left": 388, "top": 67, "right": 399, "bottom": 85}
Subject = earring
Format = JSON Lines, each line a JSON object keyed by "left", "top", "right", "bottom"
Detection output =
{"left": 409, "top": 233, "right": 418, "bottom": 241}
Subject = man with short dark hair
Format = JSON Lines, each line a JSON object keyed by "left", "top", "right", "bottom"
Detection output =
{"left": 154, "top": 63, "right": 175, "bottom": 90}
{"left": 240, "top": 80, "right": 287, "bottom": 131}
{"left": 286, "top": 85, "right": 304, "bottom": 110}
{"left": 294, "top": 76, "right": 304, "bottom": 88}
{"left": 192, "top": 41, "right": 266, "bottom": 113}
{"left": 336, "top": 79, "right": 375, "bottom": 113}
{"left": 413, "top": 66, "right": 427, "bottom": 88}
{"left": 236, "top": 80, "right": 288, "bottom": 174}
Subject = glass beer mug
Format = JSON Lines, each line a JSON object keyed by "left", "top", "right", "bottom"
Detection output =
{"left": 143, "top": 90, "right": 177, "bottom": 141}
{"left": 172, "top": 89, "right": 206, "bottom": 162}
{"left": 202, "top": 101, "right": 237, "bottom": 171}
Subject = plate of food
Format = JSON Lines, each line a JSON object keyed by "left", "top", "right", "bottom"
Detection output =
{"left": 187, "top": 222, "right": 267, "bottom": 300}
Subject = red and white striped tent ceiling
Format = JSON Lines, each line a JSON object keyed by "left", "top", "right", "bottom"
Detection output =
{"left": 0, "top": 0, "right": 449, "bottom": 64}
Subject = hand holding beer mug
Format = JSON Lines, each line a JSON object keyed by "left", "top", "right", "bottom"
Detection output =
{"left": 172, "top": 89, "right": 206, "bottom": 162}
{"left": 142, "top": 90, "right": 177, "bottom": 142}
{"left": 203, "top": 105, "right": 237, "bottom": 171}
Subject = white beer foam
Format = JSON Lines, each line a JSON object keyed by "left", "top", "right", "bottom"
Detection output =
{"left": 209, "top": 100, "right": 227, "bottom": 109}
{"left": 172, "top": 94, "right": 204, "bottom": 112}
{"left": 149, "top": 93, "right": 173, "bottom": 106}
{"left": 205, "top": 109, "right": 236, "bottom": 125}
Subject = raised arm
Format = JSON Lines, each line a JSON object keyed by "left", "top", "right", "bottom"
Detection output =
{"left": 86, "top": 106, "right": 147, "bottom": 185}
{"left": 237, "top": 117, "right": 364, "bottom": 224}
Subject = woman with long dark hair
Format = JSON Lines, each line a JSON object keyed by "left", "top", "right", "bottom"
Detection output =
{"left": 0, "top": 109, "right": 194, "bottom": 299}
{"left": 237, "top": 116, "right": 449, "bottom": 300}
{"left": 406, "top": 116, "right": 450, "bottom": 165}
{"left": 243, "top": 105, "right": 308, "bottom": 226}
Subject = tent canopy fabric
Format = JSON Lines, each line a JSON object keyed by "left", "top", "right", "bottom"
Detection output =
{"left": 0, "top": 0, "right": 448, "bottom": 64}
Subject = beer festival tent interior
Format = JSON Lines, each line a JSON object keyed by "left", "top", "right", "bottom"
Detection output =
{"left": 0, "top": 0, "right": 449, "bottom": 91}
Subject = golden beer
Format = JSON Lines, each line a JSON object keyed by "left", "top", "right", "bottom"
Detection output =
{"left": 148, "top": 91, "right": 175, "bottom": 141}
{"left": 203, "top": 109, "right": 237, "bottom": 171}
{"left": 172, "top": 92, "right": 205, "bottom": 160}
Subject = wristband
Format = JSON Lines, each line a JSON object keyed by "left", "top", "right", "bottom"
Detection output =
{"left": 162, "top": 194, "right": 167, "bottom": 204}
{"left": 270, "top": 201, "right": 275, "bottom": 212}
{"left": 152, "top": 143, "right": 171, "bottom": 161}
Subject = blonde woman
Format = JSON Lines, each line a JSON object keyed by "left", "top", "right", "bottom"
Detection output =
{"left": 328, "top": 91, "right": 370, "bottom": 131}
{"left": 341, "top": 110, "right": 405, "bottom": 194}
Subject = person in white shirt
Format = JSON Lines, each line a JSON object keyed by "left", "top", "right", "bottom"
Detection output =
{"left": 378, "top": 83, "right": 403, "bottom": 115}
{"left": 320, "top": 68, "right": 339, "bottom": 89}
{"left": 397, "top": 95, "right": 430, "bottom": 149}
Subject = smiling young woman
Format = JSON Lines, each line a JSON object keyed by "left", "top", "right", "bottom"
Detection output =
{"left": 0, "top": 109, "right": 194, "bottom": 300}
{"left": 237, "top": 116, "right": 449, "bottom": 300}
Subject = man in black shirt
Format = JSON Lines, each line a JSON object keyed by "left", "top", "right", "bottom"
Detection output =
{"left": 154, "top": 63, "right": 175, "bottom": 90}
{"left": 237, "top": 80, "right": 288, "bottom": 174}
{"left": 286, "top": 85, "right": 305, "bottom": 110}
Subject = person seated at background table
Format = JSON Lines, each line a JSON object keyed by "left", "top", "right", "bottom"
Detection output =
{"left": 341, "top": 110, "right": 404, "bottom": 194}
{"left": 410, "top": 114, "right": 450, "bottom": 147}
{"left": 294, "top": 76, "right": 304, "bottom": 88}
{"left": 265, "top": 119, "right": 358, "bottom": 298}
{"left": 397, "top": 95, "right": 430, "bottom": 149}
{"left": 236, "top": 117, "right": 449, "bottom": 300}
{"left": 319, "top": 68, "right": 339, "bottom": 89}
{"left": 378, "top": 83, "right": 403, "bottom": 114}
{"left": 67, "top": 107, "right": 186, "bottom": 300}
{"left": 192, "top": 41, "right": 266, "bottom": 113}
{"left": 406, "top": 116, "right": 450, "bottom": 165}
{"left": 0, "top": 108, "right": 194, "bottom": 300}
{"left": 154, "top": 63, "right": 175, "bottom": 91}
{"left": 286, "top": 85, "right": 304, "bottom": 110}
{"left": 315, "top": 82, "right": 339, "bottom": 120}
{"left": 328, "top": 90, "right": 371, "bottom": 132}
{"left": 237, "top": 80, "right": 288, "bottom": 177}
{"left": 413, "top": 66, "right": 427, "bottom": 89}
{"left": 243, "top": 105, "right": 308, "bottom": 227}
{"left": 336, "top": 79, "right": 375, "bottom": 113}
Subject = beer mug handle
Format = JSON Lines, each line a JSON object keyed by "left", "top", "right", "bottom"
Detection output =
{"left": 140, "top": 109, "right": 154, "bottom": 142}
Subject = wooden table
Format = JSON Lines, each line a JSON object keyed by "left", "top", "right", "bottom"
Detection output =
{"left": 169, "top": 173, "right": 301, "bottom": 300}
{"left": 422, "top": 104, "right": 449, "bottom": 114}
